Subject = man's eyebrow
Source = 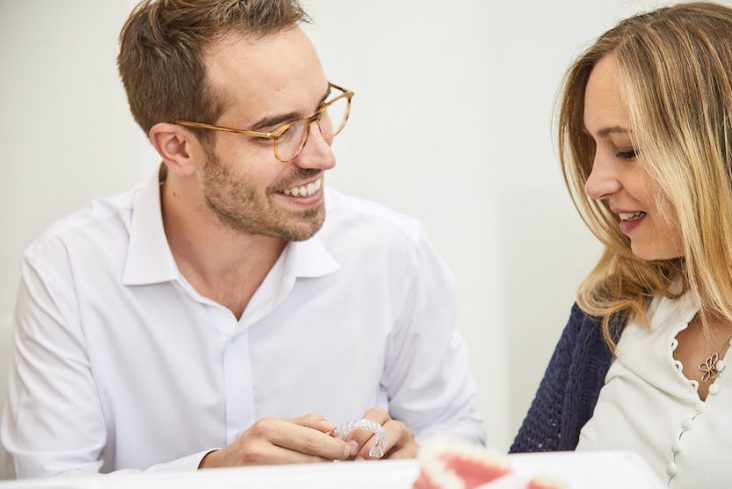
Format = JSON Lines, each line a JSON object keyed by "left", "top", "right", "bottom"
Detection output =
{"left": 249, "top": 111, "right": 300, "bottom": 132}
{"left": 249, "top": 86, "right": 332, "bottom": 132}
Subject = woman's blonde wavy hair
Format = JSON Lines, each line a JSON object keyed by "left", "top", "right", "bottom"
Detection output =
{"left": 559, "top": 2, "right": 732, "bottom": 348}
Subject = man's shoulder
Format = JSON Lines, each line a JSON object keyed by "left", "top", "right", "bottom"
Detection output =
{"left": 318, "top": 187, "right": 451, "bottom": 289}
{"left": 322, "top": 188, "right": 423, "bottom": 243}
{"left": 24, "top": 185, "right": 141, "bottom": 264}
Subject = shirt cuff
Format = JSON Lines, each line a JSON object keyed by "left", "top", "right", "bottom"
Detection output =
{"left": 147, "top": 449, "right": 218, "bottom": 472}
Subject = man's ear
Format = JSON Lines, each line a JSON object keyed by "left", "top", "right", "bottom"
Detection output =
{"left": 149, "top": 123, "right": 204, "bottom": 177}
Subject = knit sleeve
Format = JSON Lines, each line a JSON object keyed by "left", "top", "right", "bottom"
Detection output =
{"left": 509, "top": 303, "right": 614, "bottom": 453}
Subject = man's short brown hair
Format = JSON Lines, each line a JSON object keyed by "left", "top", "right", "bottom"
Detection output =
{"left": 117, "top": 0, "right": 309, "bottom": 137}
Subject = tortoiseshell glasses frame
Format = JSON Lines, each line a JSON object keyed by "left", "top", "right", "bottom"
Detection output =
{"left": 175, "top": 82, "right": 354, "bottom": 163}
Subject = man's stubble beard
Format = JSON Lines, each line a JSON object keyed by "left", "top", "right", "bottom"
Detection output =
{"left": 202, "top": 148, "right": 325, "bottom": 241}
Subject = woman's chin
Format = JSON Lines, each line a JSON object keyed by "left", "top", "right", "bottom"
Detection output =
{"left": 629, "top": 242, "right": 683, "bottom": 261}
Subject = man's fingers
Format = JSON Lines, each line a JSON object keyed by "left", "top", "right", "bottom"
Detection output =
{"left": 381, "top": 419, "right": 418, "bottom": 459}
{"left": 206, "top": 415, "right": 356, "bottom": 468}
{"left": 387, "top": 444, "right": 418, "bottom": 459}
{"left": 362, "top": 407, "right": 391, "bottom": 425}
{"left": 291, "top": 413, "right": 336, "bottom": 434}
{"left": 356, "top": 419, "right": 415, "bottom": 460}
{"left": 269, "top": 420, "right": 353, "bottom": 460}
{"left": 239, "top": 440, "right": 331, "bottom": 465}
{"left": 349, "top": 408, "right": 391, "bottom": 458}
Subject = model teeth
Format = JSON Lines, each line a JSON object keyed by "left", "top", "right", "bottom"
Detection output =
{"left": 283, "top": 178, "right": 322, "bottom": 197}
{"left": 619, "top": 211, "right": 645, "bottom": 221}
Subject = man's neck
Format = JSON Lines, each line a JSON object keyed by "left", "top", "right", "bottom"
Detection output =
{"left": 160, "top": 176, "right": 286, "bottom": 320}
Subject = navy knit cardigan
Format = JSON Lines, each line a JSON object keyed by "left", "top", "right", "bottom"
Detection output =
{"left": 510, "top": 304, "right": 626, "bottom": 453}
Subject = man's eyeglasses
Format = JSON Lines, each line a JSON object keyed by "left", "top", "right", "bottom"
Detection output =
{"left": 175, "top": 82, "right": 354, "bottom": 163}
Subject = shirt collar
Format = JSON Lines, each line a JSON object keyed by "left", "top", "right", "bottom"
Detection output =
{"left": 282, "top": 189, "right": 341, "bottom": 279}
{"left": 281, "top": 233, "right": 340, "bottom": 280}
{"left": 122, "top": 167, "right": 179, "bottom": 286}
{"left": 122, "top": 167, "right": 340, "bottom": 286}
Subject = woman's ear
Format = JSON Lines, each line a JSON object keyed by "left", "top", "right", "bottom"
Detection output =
{"left": 148, "top": 123, "right": 203, "bottom": 177}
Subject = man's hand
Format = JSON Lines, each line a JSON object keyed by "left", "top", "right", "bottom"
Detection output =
{"left": 199, "top": 413, "right": 358, "bottom": 468}
{"left": 347, "top": 407, "right": 419, "bottom": 460}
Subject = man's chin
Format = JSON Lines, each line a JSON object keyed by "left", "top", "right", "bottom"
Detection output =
{"left": 279, "top": 215, "right": 325, "bottom": 241}
{"left": 254, "top": 206, "right": 326, "bottom": 242}
{"left": 209, "top": 199, "right": 325, "bottom": 241}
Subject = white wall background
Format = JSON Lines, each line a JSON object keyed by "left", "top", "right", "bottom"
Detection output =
{"left": 2, "top": 0, "right": 726, "bottom": 454}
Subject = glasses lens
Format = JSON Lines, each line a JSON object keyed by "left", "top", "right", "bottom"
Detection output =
{"left": 318, "top": 96, "right": 350, "bottom": 140}
{"left": 276, "top": 120, "right": 308, "bottom": 162}
{"left": 273, "top": 95, "right": 351, "bottom": 161}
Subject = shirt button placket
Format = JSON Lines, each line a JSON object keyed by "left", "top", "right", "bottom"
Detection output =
{"left": 668, "top": 411, "right": 698, "bottom": 485}
{"left": 671, "top": 437, "right": 682, "bottom": 455}
{"left": 223, "top": 328, "right": 255, "bottom": 446}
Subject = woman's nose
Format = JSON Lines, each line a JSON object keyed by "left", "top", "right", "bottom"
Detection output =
{"left": 584, "top": 154, "right": 622, "bottom": 200}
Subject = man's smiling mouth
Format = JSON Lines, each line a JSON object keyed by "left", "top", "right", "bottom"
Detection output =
{"left": 280, "top": 177, "right": 322, "bottom": 198}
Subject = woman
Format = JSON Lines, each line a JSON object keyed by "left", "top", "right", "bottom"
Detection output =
{"left": 511, "top": 3, "right": 732, "bottom": 488}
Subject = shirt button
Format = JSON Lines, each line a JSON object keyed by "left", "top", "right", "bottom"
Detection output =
{"left": 667, "top": 462, "right": 679, "bottom": 477}
{"left": 695, "top": 401, "right": 705, "bottom": 414}
{"left": 717, "top": 359, "right": 726, "bottom": 372}
{"left": 709, "top": 383, "right": 721, "bottom": 395}
{"left": 672, "top": 438, "right": 682, "bottom": 454}
{"left": 681, "top": 417, "right": 694, "bottom": 430}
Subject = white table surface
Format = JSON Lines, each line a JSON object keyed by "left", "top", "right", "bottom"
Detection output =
{"left": 0, "top": 451, "right": 663, "bottom": 489}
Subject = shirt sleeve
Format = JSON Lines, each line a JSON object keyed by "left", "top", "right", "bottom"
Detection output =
{"left": 0, "top": 250, "right": 213, "bottom": 478}
{"left": 381, "top": 225, "right": 486, "bottom": 446}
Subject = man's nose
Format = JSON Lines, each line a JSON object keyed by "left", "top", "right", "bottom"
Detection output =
{"left": 292, "top": 122, "right": 336, "bottom": 171}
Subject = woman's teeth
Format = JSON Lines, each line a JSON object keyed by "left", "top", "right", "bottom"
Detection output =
{"left": 619, "top": 211, "right": 646, "bottom": 221}
{"left": 283, "top": 178, "right": 322, "bottom": 197}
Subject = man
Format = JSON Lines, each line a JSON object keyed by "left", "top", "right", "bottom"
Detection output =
{"left": 1, "top": 0, "right": 484, "bottom": 477}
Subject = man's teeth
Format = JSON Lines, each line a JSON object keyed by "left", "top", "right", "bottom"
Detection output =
{"left": 619, "top": 211, "right": 646, "bottom": 221}
{"left": 283, "top": 178, "right": 322, "bottom": 197}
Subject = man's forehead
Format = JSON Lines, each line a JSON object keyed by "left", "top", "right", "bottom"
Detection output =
{"left": 204, "top": 28, "right": 326, "bottom": 119}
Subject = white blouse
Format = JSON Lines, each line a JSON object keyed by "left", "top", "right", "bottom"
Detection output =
{"left": 576, "top": 292, "right": 732, "bottom": 489}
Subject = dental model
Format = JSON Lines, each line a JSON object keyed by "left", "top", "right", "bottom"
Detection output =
{"left": 412, "top": 440, "right": 566, "bottom": 489}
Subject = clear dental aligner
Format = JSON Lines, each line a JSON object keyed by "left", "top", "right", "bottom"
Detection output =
{"left": 332, "top": 418, "right": 387, "bottom": 458}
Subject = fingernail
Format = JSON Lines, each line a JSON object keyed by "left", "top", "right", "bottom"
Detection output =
{"left": 356, "top": 456, "right": 365, "bottom": 461}
{"left": 348, "top": 440, "right": 359, "bottom": 456}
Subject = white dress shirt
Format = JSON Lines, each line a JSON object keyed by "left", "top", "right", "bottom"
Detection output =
{"left": 1, "top": 171, "right": 484, "bottom": 478}
{"left": 577, "top": 292, "right": 732, "bottom": 488}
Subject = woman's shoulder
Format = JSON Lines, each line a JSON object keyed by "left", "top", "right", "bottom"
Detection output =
{"left": 563, "top": 302, "right": 627, "bottom": 346}
{"left": 562, "top": 303, "right": 601, "bottom": 341}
